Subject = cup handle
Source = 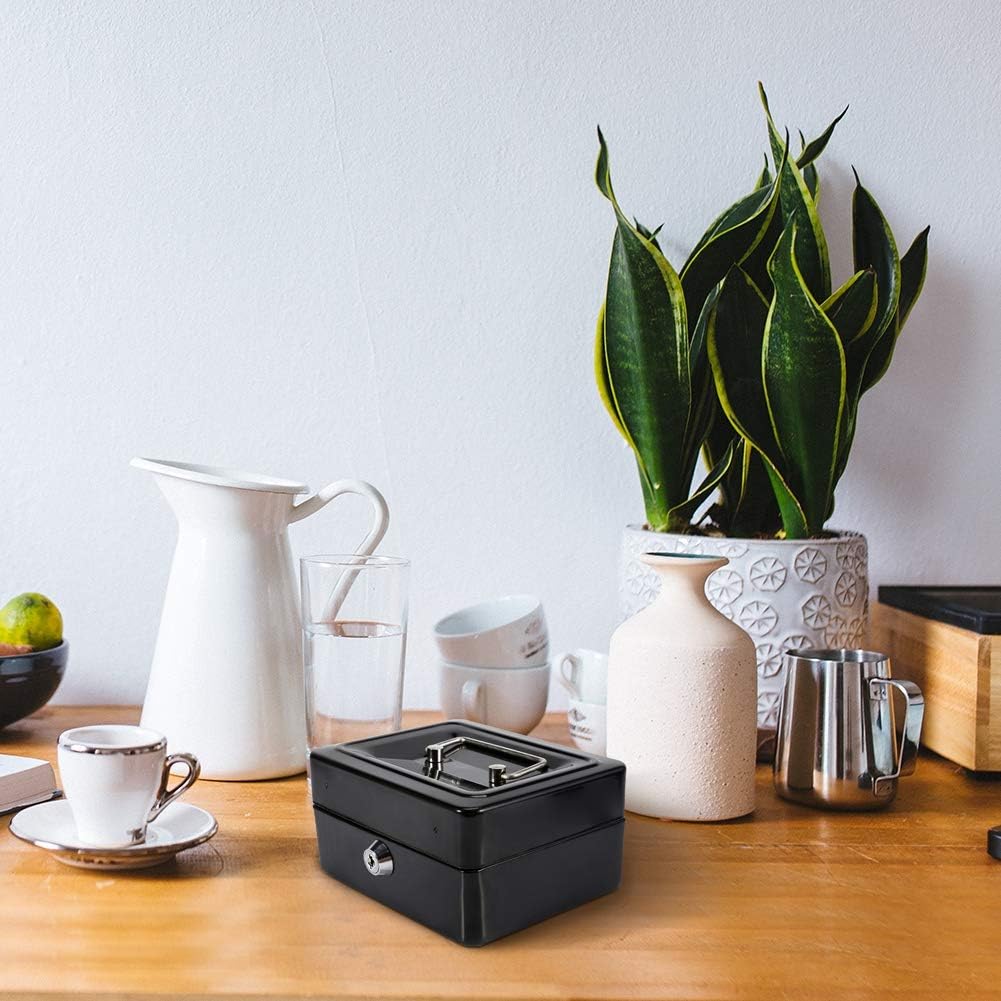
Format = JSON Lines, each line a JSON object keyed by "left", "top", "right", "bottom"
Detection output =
{"left": 461, "top": 680, "right": 486, "bottom": 724}
{"left": 869, "top": 678, "right": 924, "bottom": 796}
{"left": 148, "top": 752, "right": 200, "bottom": 823}
{"left": 558, "top": 654, "right": 580, "bottom": 697}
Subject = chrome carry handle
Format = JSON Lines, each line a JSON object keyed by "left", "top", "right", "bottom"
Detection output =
{"left": 424, "top": 735, "right": 547, "bottom": 787}
{"left": 869, "top": 677, "right": 925, "bottom": 797}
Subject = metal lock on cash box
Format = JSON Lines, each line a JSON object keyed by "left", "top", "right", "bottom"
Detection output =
{"left": 310, "top": 720, "right": 625, "bottom": 946}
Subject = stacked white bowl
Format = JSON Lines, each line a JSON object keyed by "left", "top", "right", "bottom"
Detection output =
{"left": 433, "top": 595, "right": 549, "bottom": 734}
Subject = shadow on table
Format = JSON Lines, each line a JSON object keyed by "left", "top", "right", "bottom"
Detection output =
{"left": 0, "top": 720, "right": 43, "bottom": 746}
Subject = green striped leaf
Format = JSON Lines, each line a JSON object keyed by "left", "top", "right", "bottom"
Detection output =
{"left": 763, "top": 220, "right": 845, "bottom": 533}
{"left": 681, "top": 286, "right": 722, "bottom": 488}
{"left": 897, "top": 226, "right": 930, "bottom": 327}
{"left": 794, "top": 103, "right": 848, "bottom": 204}
{"left": 702, "top": 133, "right": 789, "bottom": 304}
{"left": 706, "top": 268, "right": 773, "bottom": 457}
{"left": 823, "top": 269, "right": 878, "bottom": 347}
{"left": 707, "top": 265, "right": 808, "bottom": 537}
{"left": 861, "top": 225, "right": 930, "bottom": 393}
{"left": 634, "top": 219, "right": 663, "bottom": 247}
{"left": 798, "top": 131, "right": 819, "bottom": 202}
{"left": 680, "top": 173, "right": 781, "bottom": 322}
{"left": 740, "top": 200, "right": 784, "bottom": 300}
{"left": 704, "top": 426, "right": 781, "bottom": 537}
{"left": 596, "top": 130, "right": 691, "bottom": 530}
{"left": 759, "top": 83, "right": 832, "bottom": 300}
{"left": 667, "top": 438, "right": 737, "bottom": 526}
{"left": 796, "top": 104, "right": 849, "bottom": 169}
{"left": 729, "top": 440, "right": 781, "bottom": 536}
{"left": 594, "top": 303, "right": 628, "bottom": 441}
{"left": 852, "top": 171, "right": 901, "bottom": 344}
{"left": 803, "top": 162, "right": 819, "bottom": 203}
{"left": 823, "top": 270, "right": 877, "bottom": 490}
{"left": 754, "top": 154, "right": 771, "bottom": 191}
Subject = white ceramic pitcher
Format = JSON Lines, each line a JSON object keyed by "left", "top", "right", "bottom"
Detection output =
{"left": 132, "top": 458, "right": 389, "bottom": 781}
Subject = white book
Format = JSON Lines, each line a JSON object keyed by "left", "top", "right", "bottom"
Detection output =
{"left": 0, "top": 754, "right": 59, "bottom": 814}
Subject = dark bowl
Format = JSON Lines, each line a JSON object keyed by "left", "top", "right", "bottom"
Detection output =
{"left": 0, "top": 640, "right": 68, "bottom": 729}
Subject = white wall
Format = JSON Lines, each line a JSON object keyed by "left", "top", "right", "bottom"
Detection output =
{"left": 1, "top": 1, "right": 996, "bottom": 709}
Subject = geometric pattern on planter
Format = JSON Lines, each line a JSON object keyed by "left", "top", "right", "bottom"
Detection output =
{"left": 621, "top": 526, "right": 869, "bottom": 735}
{"left": 835, "top": 571, "right": 858, "bottom": 607}
{"left": 782, "top": 633, "right": 812, "bottom": 653}
{"left": 755, "top": 642, "right": 784, "bottom": 678}
{"left": 749, "top": 556, "right": 787, "bottom": 591}
{"left": 738, "top": 600, "right": 779, "bottom": 637}
{"left": 793, "top": 546, "right": 828, "bottom": 583}
{"left": 824, "top": 614, "right": 848, "bottom": 646}
{"left": 837, "top": 540, "right": 867, "bottom": 573}
{"left": 802, "top": 594, "right": 832, "bottom": 629}
{"left": 757, "top": 689, "right": 782, "bottom": 728}
{"left": 719, "top": 541, "right": 749, "bottom": 558}
{"left": 707, "top": 568, "right": 744, "bottom": 605}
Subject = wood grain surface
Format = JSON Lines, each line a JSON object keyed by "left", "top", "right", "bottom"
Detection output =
{"left": 872, "top": 600, "right": 1000, "bottom": 769}
{"left": 2, "top": 705, "right": 1001, "bottom": 1001}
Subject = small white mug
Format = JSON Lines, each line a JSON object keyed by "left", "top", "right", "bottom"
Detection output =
{"left": 557, "top": 649, "right": 607, "bottom": 703}
{"left": 433, "top": 595, "right": 548, "bottom": 668}
{"left": 57, "top": 725, "right": 200, "bottom": 847}
{"left": 439, "top": 661, "right": 550, "bottom": 734}
{"left": 567, "top": 698, "right": 607, "bottom": 754}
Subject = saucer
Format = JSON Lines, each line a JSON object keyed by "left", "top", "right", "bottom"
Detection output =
{"left": 9, "top": 799, "right": 218, "bottom": 869}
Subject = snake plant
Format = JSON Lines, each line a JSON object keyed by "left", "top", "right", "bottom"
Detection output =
{"left": 595, "top": 85, "right": 928, "bottom": 539}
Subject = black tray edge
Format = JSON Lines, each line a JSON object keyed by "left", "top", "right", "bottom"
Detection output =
{"left": 878, "top": 585, "right": 1001, "bottom": 635}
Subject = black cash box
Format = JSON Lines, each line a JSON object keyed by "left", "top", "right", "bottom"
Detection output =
{"left": 310, "top": 719, "right": 625, "bottom": 946}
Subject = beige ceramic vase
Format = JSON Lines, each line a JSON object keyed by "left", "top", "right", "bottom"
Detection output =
{"left": 607, "top": 552, "right": 757, "bottom": 821}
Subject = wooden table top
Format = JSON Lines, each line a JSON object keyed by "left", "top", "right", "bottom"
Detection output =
{"left": 2, "top": 706, "right": 1001, "bottom": 1001}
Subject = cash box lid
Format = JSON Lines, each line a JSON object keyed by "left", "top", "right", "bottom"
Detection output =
{"left": 310, "top": 720, "right": 625, "bottom": 869}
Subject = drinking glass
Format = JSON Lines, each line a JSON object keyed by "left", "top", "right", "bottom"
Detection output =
{"left": 301, "top": 555, "right": 409, "bottom": 764}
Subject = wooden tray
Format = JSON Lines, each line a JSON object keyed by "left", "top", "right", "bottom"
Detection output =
{"left": 871, "top": 598, "right": 1001, "bottom": 770}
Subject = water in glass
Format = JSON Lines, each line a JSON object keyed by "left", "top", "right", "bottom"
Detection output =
{"left": 304, "top": 620, "right": 405, "bottom": 748}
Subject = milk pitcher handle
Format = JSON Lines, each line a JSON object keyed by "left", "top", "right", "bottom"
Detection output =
{"left": 288, "top": 478, "right": 389, "bottom": 541}
{"left": 870, "top": 678, "right": 925, "bottom": 797}
{"left": 289, "top": 480, "right": 390, "bottom": 621}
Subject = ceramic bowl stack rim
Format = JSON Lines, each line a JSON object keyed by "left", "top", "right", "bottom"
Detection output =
{"left": 434, "top": 595, "right": 551, "bottom": 735}
{"left": 433, "top": 594, "right": 549, "bottom": 668}
{"left": 440, "top": 659, "right": 548, "bottom": 672}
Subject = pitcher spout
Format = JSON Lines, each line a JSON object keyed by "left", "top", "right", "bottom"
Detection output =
{"left": 131, "top": 457, "right": 306, "bottom": 531}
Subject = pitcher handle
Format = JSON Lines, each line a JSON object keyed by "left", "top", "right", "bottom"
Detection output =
{"left": 289, "top": 480, "right": 390, "bottom": 622}
{"left": 289, "top": 478, "right": 389, "bottom": 537}
{"left": 870, "top": 678, "right": 924, "bottom": 797}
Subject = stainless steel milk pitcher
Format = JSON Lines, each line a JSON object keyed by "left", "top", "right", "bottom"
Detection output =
{"left": 773, "top": 649, "right": 924, "bottom": 810}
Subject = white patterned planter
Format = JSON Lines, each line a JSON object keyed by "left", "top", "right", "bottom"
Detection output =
{"left": 620, "top": 526, "right": 868, "bottom": 734}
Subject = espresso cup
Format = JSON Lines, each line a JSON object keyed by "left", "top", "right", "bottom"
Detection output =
{"left": 433, "top": 595, "right": 548, "bottom": 668}
{"left": 57, "top": 725, "right": 200, "bottom": 847}
{"left": 439, "top": 661, "right": 550, "bottom": 734}
{"left": 556, "top": 648, "right": 607, "bottom": 703}
{"left": 567, "top": 698, "right": 607, "bottom": 755}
